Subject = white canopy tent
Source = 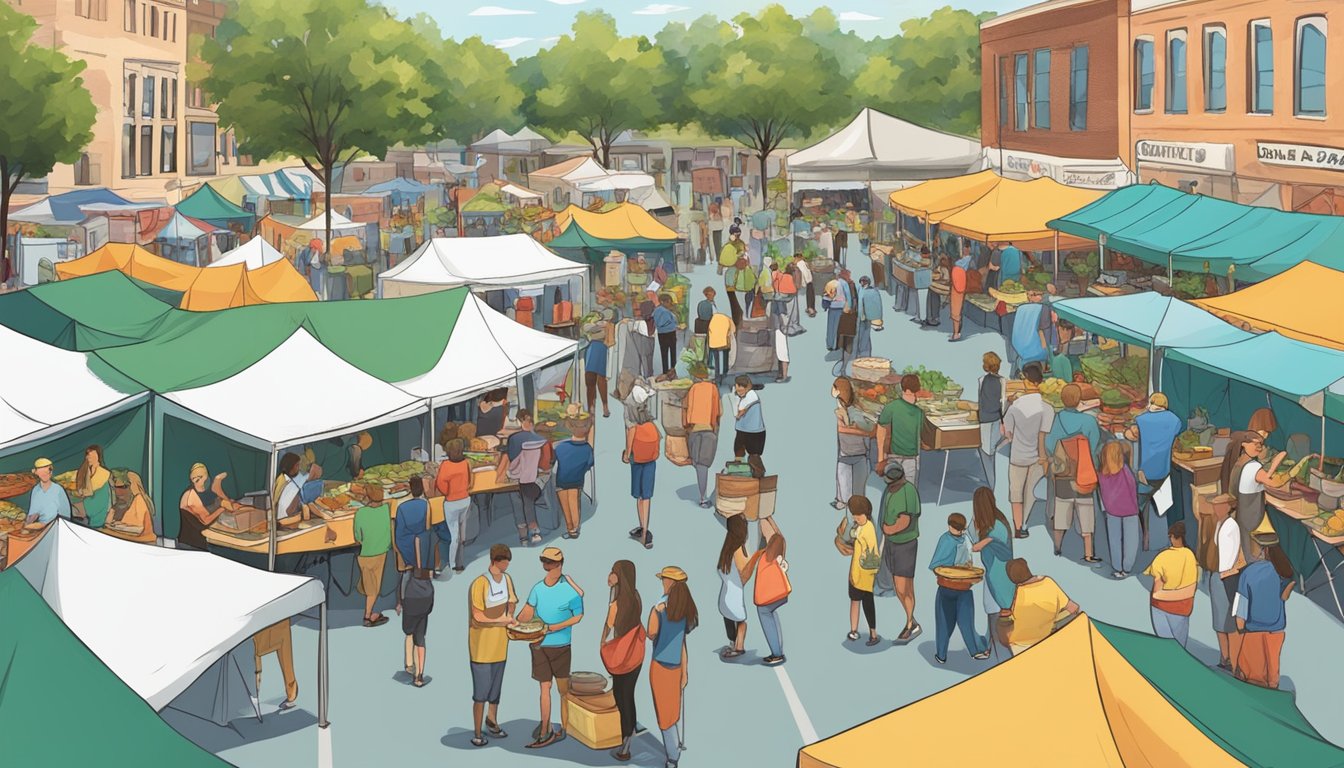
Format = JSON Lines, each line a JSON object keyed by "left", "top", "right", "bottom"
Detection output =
{"left": 378, "top": 234, "right": 588, "bottom": 297}
{"left": 15, "top": 520, "right": 328, "bottom": 725}
{"left": 209, "top": 237, "right": 286, "bottom": 269}
{"left": 499, "top": 183, "right": 543, "bottom": 203}
{"left": 787, "top": 108, "right": 984, "bottom": 184}
{"left": 295, "top": 211, "right": 363, "bottom": 233}
{"left": 0, "top": 325, "right": 149, "bottom": 455}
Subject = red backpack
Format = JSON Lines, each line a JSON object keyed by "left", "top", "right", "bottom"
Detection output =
{"left": 631, "top": 422, "right": 660, "bottom": 464}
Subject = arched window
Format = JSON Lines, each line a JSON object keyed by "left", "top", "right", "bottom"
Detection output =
{"left": 1166, "top": 29, "right": 1188, "bottom": 114}
{"left": 1296, "top": 17, "right": 1327, "bottom": 116}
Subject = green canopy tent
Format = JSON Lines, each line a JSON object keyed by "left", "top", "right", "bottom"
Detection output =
{"left": 0, "top": 271, "right": 184, "bottom": 351}
{"left": 0, "top": 570, "right": 229, "bottom": 766}
{"left": 176, "top": 183, "right": 257, "bottom": 232}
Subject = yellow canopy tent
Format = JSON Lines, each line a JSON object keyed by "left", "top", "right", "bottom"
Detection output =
{"left": 553, "top": 202, "right": 678, "bottom": 242}
{"left": 798, "top": 614, "right": 1344, "bottom": 768}
{"left": 937, "top": 176, "right": 1103, "bottom": 250}
{"left": 55, "top": 243, "right": 317, "bottom": 311}
{"left": 1193, "top": 262, "right": 1344, "bottom": 350}
{"left": 209, "top": 175, "right": 249, "bottom": 207}
{"left": 887, "top": 169, "right": 1001, "bottom": 222}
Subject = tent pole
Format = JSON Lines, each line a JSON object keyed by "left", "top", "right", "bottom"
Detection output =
{"left": 146, "top": 397, "right": 157, "bottom": 544}
{"left": 318, "top": 601, "right": 330, "bottom": 728}
{"left": 423, "top": 401, "right": 434, "bottom": 457}
{"left": 267, "top": 449, "right": 278, "bottom": 572}
{"left": 1322, "top": 411, "right": 1327, "bottom": 460}
{"left": 1168, "top": 255, "right": 1174, "bottom": 289}
{"left": 1053, "top": 232, "right": 1060, "bottom": 282}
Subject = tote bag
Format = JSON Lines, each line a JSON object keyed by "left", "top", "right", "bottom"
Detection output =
{"left": 600, "top": 624, "right": 647, "bottom": 676}
{"left": 755, "top": 556, "right": 792, "bottom": 605}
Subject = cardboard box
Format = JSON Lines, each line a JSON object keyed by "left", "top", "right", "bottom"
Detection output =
{"left": 714, "top": 475, "right": 777, "bottom": 521}
{"left": 217, "top": 505, "right": 266, "bottom": 532}
{"left": 565, "top": 695, "right": 622, "bottom": 750}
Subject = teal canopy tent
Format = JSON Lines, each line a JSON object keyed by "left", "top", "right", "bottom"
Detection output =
{"left": 177, "top": 183, "right": 257, "bottom": 231}
{"left": 1052, "top": 293, "right": 1252, "bottom": 350}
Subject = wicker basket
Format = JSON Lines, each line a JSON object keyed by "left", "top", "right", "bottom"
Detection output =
{"left": 851, "top": 357, "right": 892, "bottom": 383}
{"left": 507, "top": 621, "right": 546, "bottom": 642}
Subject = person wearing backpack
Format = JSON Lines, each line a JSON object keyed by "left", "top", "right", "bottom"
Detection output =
{"left": 624, "top": 409, "right": 661, "bottom": 550}
{"left": 1044, "top": 384, "right": 1103, "bottom": 565}
{"left": 754, "top": 533, "right": 791, "bottom": 666}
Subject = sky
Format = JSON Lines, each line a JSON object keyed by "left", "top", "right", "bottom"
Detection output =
{"left": 383, "top": 1, "right": 1015, "bottom": 57}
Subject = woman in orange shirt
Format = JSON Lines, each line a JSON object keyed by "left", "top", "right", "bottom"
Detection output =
{"left": 108, "top": 471, "right": 157, "bottom": 544}
{"left": 435, "top": 439, "right": 473, "bottom": 573}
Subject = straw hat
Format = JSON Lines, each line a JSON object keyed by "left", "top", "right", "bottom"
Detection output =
{"left": 540, "top": 546, "right": 564, "bottom": 563}
{"left": 32, "top": 458, "right": 53, "bottom": 471}
{"left": 656, "top": 566, "right": 688, "bottom": 582}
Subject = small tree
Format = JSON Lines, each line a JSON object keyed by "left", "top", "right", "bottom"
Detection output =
{"left": 0, "top": 5, "right": 96, "bottom": 282}
{"left": 197, "top": 0, "right": 453, "bottom": 254}
{"left": 684, "top": 6, "right": 849, "bottom": 205}
{"left": 521, "top": 12, "right": 677, "bottom": 167}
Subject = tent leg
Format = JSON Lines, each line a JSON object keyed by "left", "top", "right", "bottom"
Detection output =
{"left": 267, "top": 450, "right": 279, "bottom": 572}
{"left": 235, "top": 653, "right": 263, "bottom": 722}
{"left": 318, "top": 601, "right": 329, "bottom": 728}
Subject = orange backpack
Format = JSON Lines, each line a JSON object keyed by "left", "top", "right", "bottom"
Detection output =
{"left": 631, "top": 422, "right": 660, "bottom": 464}
{"left": 1056, "top": 434, "right": 1098, "bottom": 494}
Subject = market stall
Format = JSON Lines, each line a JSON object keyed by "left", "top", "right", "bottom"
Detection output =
{"left": 176, "top": 183, "right": 257, "bottom": 234}
{"left": 1192, "top": 261, "right": 1344, "bottom": 349}
{"left": 208, "top": 237, "right": 286, "bottom": 269}
{"left": 549, "top": 202, "right": 680, "bottom": 270}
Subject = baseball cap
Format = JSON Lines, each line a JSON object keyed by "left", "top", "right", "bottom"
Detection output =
{"left": 882, "top": 461, "right": 906, "bottom": 483}
{"left": 656, "top": 566, "right": 688, "bottom": 582}
{"left": 32, "top": 458, "right": 53, "bottom": 470}
{"left": 540, "top": 546, "right": 564, "bottom": 563}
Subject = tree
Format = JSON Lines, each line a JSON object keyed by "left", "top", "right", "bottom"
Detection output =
{"left": 0, "top": 5, "right": 96, "bottom": 284}
{"left": 655, "top": 15, "right": 738, "bottom": 129}
{"left": 856, "top": 8, "right": 990, "bottom": 137}
{"left": 196, "top": 0, "right": 453, "bottom": 254}
{"left": 519, "top": 12, "right": 677, "bottom": 167}
{"left": 436, "top": 36, "right": 524, "bottom": 145}
{"left": 684, "top": 5, "right": 849, "bottom": 204}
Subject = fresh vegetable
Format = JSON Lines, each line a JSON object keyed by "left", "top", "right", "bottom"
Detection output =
{"left": 1100, "top": 388, "right": 1131, "bottom": 409}
{"left": 900, "top": 365, "right": 954, "bottom": 396}
{"left": 999, "top": 279, "right": 1025, "bottom": 293}
{"left": 1290, "top": 455, "right": 1317, "bottom": 483}
{"left": 1175, "top": 431, "right": 1202, "bottom": 453}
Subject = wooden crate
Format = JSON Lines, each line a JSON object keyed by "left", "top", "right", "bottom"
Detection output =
{"left": 565, "top": 696, "right": 622, "bottom": 750}
{"left": 921, "top": 418, "right": 980, "bottom": 451}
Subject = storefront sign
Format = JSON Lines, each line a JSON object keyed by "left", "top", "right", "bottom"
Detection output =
{"left": 1061, "top": 170, "right": 1119, "bottom": 188}
{"left": 690, "top": 167, "right": 726, "bottom": 196}
{"left": 996, "top": 150, "right": 1129, "bottom": 189}
{"left": 1134, "top": 140, "right": 1235, "bottom": 172}
{"left": 1257, "top": 142, "right": 1344, "bottom": 173}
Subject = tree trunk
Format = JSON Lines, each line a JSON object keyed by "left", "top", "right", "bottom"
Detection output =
{"left": 757, "top": 152, "right": 770, "bottom": 209}
{"left": 600, "top": 141, "right": 611, "bottom": 169}
{"left": 0, "top": 180, "right": 10, "bottom": 290}
{"left": 323, "top": 163, "right": 333, "bottom": 258}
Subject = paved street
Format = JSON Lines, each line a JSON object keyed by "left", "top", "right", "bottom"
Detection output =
{"left": 178, "top": 258, "right": 1344, "bottom": 768}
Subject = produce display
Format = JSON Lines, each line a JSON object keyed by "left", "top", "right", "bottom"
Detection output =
{"left": 999, "top": 279, "right": 1025, "bottom": 293}
{"left": 901, "top": 365, "right": 954, "bottom": 396}
{"left": 1080, "top": 347, "right": 1147, "bottom": 391}
{"left": 55, "top": 470, "right": 78, "bottom": 494}
{"left": 1307, "top": 507, "right": 1344, "bottom": 538}
{"left": 360, "top": 461, "right": 425, "bottom": 484}
{"left": 0, "top": 499, "right": 27, "bottom": 533}
{"left": 1175, "top": 431, "right": 1203, "bottom": 453}
{"left": 0, "top": 472, "right": 37, "bottom": 500}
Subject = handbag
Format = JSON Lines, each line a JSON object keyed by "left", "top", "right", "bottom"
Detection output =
{"left": 755, "top": 556, "right": 792, "bottom": 605}
{"left": 600, "top": 623, "right": 647, "bottom": 676}
{"left": 836, "top": 310, "right": 858, "bottom": 339}
{"left": 749, "top": 291, "right": 766, "bottom": 318}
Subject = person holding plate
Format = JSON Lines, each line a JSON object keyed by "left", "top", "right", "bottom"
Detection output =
{"left": 928, "top": 512, "right": 990, "bottom": 664}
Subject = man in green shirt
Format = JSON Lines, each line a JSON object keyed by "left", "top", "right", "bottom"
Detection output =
{"left": 353, "top": 486, "right": 392, "bottom": 627}
{"left": 877, "top": 373, "right": 924, "bottom": 486}
{"left": 880, "top": 461, "right": 922, "bottom": 644}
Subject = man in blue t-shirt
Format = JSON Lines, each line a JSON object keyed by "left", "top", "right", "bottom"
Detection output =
{"left": 652, "top": 293, "right": 679, "bottom": 376}
{"left": 516, "top": 547, "right": 584, "bottom": 748}
{"left": 553, "top": 420, "right": 595, "bottom": 538}
{"left": 1125, "top": 392, "right": 1185, "bottom": 548}
{"left": 999, "top": 243, "right": 1023, "bottom": 283}
{"left": 583, "top": 337, "right": 610, "bottom": 418}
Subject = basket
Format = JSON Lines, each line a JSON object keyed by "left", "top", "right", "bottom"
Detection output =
{"left": 569, "top": 671, "right": 608, "bottom": 696}
{"left": 507, "top": 621, "right": 545, "bottom": 642}
{"left": 988, "top": 287, "right": 1029, "bottom": 305}
{"left": 851, "top": 357, "right": 892, "bottom": 383}
{"left": 934, "top": 565, "right": 985, "bottom": 581}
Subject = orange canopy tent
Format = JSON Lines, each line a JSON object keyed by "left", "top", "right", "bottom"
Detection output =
{"left": 55, "top": 243, "right": 317, "bottom": 311}
{"left": 1193, "top": 261, "right": 1344, "bottom": 350}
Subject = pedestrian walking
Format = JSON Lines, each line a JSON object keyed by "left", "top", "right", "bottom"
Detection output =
{"left": 969, "top": 487, "right": 1016, "bottom": 619}
{"left": 855, "top": 276, "right": 883, "bottom": 359}
{"left": 554, "top": 419, "right": 595, "bottom": 540}
{"left": 583, "top": 332, "right": 612, "bottom": 419}
{"left": 977, "top": 352, "right": 1005, "bottom": 490}
{"left": 773, "top": 314, "right": 790, "bottom": 383}
{"left": 695, "top": 287, "right": 716, "bottom": 336}
{"left": 732, "top": 375, "right": 766, "bottom": 460}
{"left": 717, "top": 514, "right": 762, "bottom": 659}
{"left": 434, "top": 440, "right": 471, "bottom": 572}
{"left": 929, "top": 513, "right": 991, "bottom": 664}
{"left": 877, "top": 373, "right": 923, "bottom": 487}
{"left": 398, "top": 522, "right": 435, "bottom": 688}
{"left": 879, "top": 461, "right": 922, "bottom": 644}
{"left": 1145, "top": 522, "right": 1198, "bottom": 648}
{"left": 1044, "top": 383, "right": 1103, "bottom": 564}
{"left": 1098, "top": 441, "right": 1140, "bottom": 577}
{"left": 625, "top": 409, "right": 660, "bottom": 550}
{"left": 1002, "top": 362, "right": 1051, "bottom": 538}
{"left": 468, "top": 544, "right": 517, "bottom": 748}
{"left": 754, "top": 533, "right": 791, "bottom": 666}
{"left": 838, "top": 495, "right": 881, "bottom": 644}
{"left": 1004, "top": 558, "right": 1080, "bottom": 655}
{"left": 683, "top": 365, "right": 721, "bottom": 508}
{"left": 516, "top": 547, "right": 584, "bottom": 749}
{"left": 1234, "top": 533, "right": 1294, "bottom": 689}
{"left": 630, "top": 301, "right": 657, "bottom": 380}
{"left": 831, "top": 377, "right": 874, "bottom": 510}
{"left": 649, "top": 566, "right": 698, "bottom": 768}
{"left": 1124, "top": 392, "right": 1183, "bottom": 550}
{"left": 352, "top": 485, "right": 391, "bottom": 627}
{"left": 1206, "top": 493, "right": 1243, "bottom": 672}
{"left": 601, "top": 560, "right": 646, "bottom": 762}
{"left": 706, "top": 310, "right": 734, "bottom": 384}
{"left": 793, "top": 253, "right": 816, "bottom": 318}
{"left": 653, "top": 293, "right": 680, "bottom": 376}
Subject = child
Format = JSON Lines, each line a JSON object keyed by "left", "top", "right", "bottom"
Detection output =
{"left": 928, "top": 512, "right": 990, "bottom": 664}
{"left": 837, "top": 495, "right": 881, "bottom": 645}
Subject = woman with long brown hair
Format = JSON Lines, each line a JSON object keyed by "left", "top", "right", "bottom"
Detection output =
{"left": 1235, "top": 534, "right": 1295, "bottom": 689}
{"left": 969, "top": 487, "right": 1015, "bottom": 618}
{"left": 107, "top": 470, "right": 157, "bottom": 544}
{"left": 1098, "top": 441, "right": 1140, "bottom": 578}
{"left": 649, "top": 567, "right": 698, "bottom": 768}
{"left": 832, "top": 376, "right": 874, "bottom": 510}
{"left": 74, "top": 445, "right": 112, "bottom": 528}
{"left": 601, "top": 560, "right": 645, "bottom": 762}
{"left": 1221, "top": 431, "right": 1288, "bottom": 558}
{"left": 716, "top": 515, "right": 761, "bottom": 660}
{"left": 753, "top": 533, "right": 792, "bottom": 666}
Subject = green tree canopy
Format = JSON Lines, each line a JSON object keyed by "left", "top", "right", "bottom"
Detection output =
{"left": 0, "top": 4, "right": 96, "bottom": 279}
{"left": 682, "top": 5, "right": 850, "bottom": 202}
{"left": 196, "top": 0, "right": 453, "bottom": 250}
{"left": 518, "top": 12, "right": 677, "bottom": 167}
{"left": 436, "top": 35, "right": 523, "bottom": 145}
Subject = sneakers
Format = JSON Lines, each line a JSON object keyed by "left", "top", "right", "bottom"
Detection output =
{"left": 865, "top": 635, "right": 882, "bottom": 646}
{"left": 763, "top": 655, "right": 786, "bottom": 666}
{"left": 895, "top": 623, "right": 922, "bottom": 644}
{"left": 831, "top": 500, "right": 848, "bottom": 510}
{"left": 973, "top": 649, "right": 992, "bottom": 660}
{"left": 629, "top": 527, "right": 644, "bottom": 539}
{"left": 846, "top": 631, "right": 860, "bottom": 642}
{"left": 1014, "top": 528, "right": 1030, "bottom": 539}
{"left": 933, "top": 655, "right": 946, "bottom": 665}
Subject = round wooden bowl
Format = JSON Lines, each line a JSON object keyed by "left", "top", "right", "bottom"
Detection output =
{"left": 507, "top": 621, "right": 545, "bottom": 642}
{"left": 934, "top": 565, "right": 985, "bottom": 584}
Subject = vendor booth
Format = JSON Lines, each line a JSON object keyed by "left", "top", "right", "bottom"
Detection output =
{"left": 176, "top": 183, "right": 257, "bottom": 233}
{"left": 788, "top": 108, "right": 983, "bottom": 187}
{"left": 365, "top": 177, "right": 444, "bottom": 209}
{"left": 1193, "top": 262, "right": 1344, "bottom": 349}
{"left": 152, "top": 211, "right": 231, "bottom": 267}
{"left": 799, "top": 614, "right": 1344, "bottom": 768}
{"left": 550, "top": 202, "right": 679, "bottom": 264}
{"left": 209, "top": 237, "right": 286, "bottom": 269}
{"left": 527, "top": 156, "right": 611, "bottom": 210}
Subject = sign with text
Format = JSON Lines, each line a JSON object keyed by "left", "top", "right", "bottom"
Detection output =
{"left": 1135, "top": 140, "right": 1235, "bottom": 172}
{"left": 1257, "top": 142, "right": 1344, "bottom": 173}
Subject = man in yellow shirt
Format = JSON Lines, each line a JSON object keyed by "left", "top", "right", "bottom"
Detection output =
{"left": 706, "top": 311, "right": 735, "bottom": 385}
{"left": 1006, "top": 558, "right": 1079, "bottom": 655}
{"left": 1144, "top": 521, "right": 1198, "bottom": 648}
{"left": 469, "top": 544, "right": 518, "bottom": 748}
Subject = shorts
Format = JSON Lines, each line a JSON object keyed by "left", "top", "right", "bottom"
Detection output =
{"left": 883, "top": 539, "right": 918, "bottom": 579}
{"left": 1008, "top": 462, "right": 1045, "bottom": 504}
{"left": 531, "top": 644, "right": 572, "bottom": 682}
{"left": 470, "top": 661, "right": 506, "bottom": 704}
{"left": 356, "top": 552, "right": 386, "bottom": 597}
{"left": 1052, "top": 496, "right": 1096, "bottom": 534}
{"left": 688, "top": 429, "right": 718, "bottom": 467}
{"left": 847, "top": 583, "right": 873, "bottom": 602}
{"left": 631, "top": 460, "right": 656, "bottom": 500}
{"left": 734, "top": 429, "right": 766, "bottom": 457}
{"left": 402, "top": 605, "right": 430, "bottom": 646}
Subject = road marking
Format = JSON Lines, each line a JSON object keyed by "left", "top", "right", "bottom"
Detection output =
{"left": 317, "top": 723, "right": 333, "bottom": 768}
{"left": 774, "top": 665, "right": 819, "bottom": 745}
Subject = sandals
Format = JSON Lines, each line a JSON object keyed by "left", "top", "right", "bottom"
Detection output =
{"left": 846, "top": 631, "right": 860, "bottom": 641}
{"left": 526, "top": 729, "right": 560, "bottom": 749}
{"left": 642, "top": 531, "right": 653, "bottom": 550}
{"left": 471, "top": 736, "right": 488, "bottom": 748}
{"left": 721, "top": 648, "right": 745, "bottom": 659}
{"left": 413, "top": 675, "right": 428, "bottom": 688}
{"left": 485, "top": 719, "right": 507, "bottom": 738}
{"left": 363, "top": 614, "right": 388, "bottom": 628}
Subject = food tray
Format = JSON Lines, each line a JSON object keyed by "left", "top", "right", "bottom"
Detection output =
{"left": 987, "top": 287, "right": 1029, "bottom": 305}
{"left": 0, "top": 473, "right": 38, "bottom": 500}
{"left": 508, "top": 620, "right": 545, "bottom": 642}
{"left": 934, "top": 565, "right": 985, "bottom": 581}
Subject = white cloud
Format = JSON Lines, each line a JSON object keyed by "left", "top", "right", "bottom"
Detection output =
{"left": 541, "top": 36, "right": 561, "bottom": 43}
{"left": 838, "top": 11, "right": 882, "bottom": 22}
{"left": 491, "top": 37, "right": 535, "bottom": 49}
{"left": 632, "top": 4, "right": 689, "bottom": 15}
{"left": 547, "top": 0, "right": 586, "bottom": 4}
{"left": 469, "top": 5, "right": 535, "bottom": 16}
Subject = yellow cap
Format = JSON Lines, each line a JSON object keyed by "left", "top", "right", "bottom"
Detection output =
{"left": 656, "top": 566, "right": 688, "bottom": 582}
{"left": 32, "top": 458, "right": 53, "bottom": 470}
{"left": 540, "top": 546, "right": 564, "bottom": 562}
{"left": 1149, "top": 392, "right": 1169, "bottom": 409}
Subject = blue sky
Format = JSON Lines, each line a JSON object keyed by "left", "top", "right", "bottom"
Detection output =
{"left": 382, "top": 1, "right": 1016, "bottom": 56}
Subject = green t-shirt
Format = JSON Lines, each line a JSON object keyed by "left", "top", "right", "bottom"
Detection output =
{"left": 878, "top": 398, "right": 923, "bottom": 457}
{"left": 882, "top": 482, "right": 921, "bottom": 545}
{"left": 353, "top": 503, "right": 392, "bottom": 558}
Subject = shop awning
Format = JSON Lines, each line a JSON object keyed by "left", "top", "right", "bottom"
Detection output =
{"left": 176, "top": 183, "right": 256, "bottom": 230}
{"left": 798, "top": 615, "right": 1344, "bottom": 768}
{"left": 1052, "top": 293, "right": 1253, "bottom": 350}
{"left": 887, "top": 169, "right": 1002, "bottom": 221}
{"left": 1165, "top": 332, "right": 1344, "bottom": 414}
{"left": 160, "top": 328, "right": 425, "bottom": 450}
{"left": 1049, "top": 183, "right": 1344, "bottom": 282}
{"left": 0, "top": 569, "right": 229, "bottom": 766}
{"left": 937, "top": 176, "right": 1103, "bottom": 248}
{"left": 550, "top": 203, "right": 678, "bottom": 251}
{"left": 379, "top": 234, "right": 586, "bottom": 296}
{"left": 787, "top": 108, "right": 983, "bottom": 183}
{"left": 239, "top": 170, "right": 316, "bottom": 202}
{"left": 1192, "top": 262, "right": 1344, "bottom": 350}
{"left": 529, "top": 156, "right": 609, "bottom": 182}
{"left": 209, "top": 237, "right": 286, "bottom": 269}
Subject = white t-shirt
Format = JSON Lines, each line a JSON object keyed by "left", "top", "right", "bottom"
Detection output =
{"left": 276, "top": 472, "right": 308, "bottom": 520}
{"left": 1216, "top": 518, "right": 1242, "bottom": 572}
{"left": 1238, "top": 460, "right": 1265, "bottom": 495}
{"left": 1004, "top": 392, "right": 1055, "bottom": 465}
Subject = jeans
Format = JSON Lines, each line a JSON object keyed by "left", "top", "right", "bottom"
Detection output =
{"left": 978, "top": 421, "right": 1000, "bottom": 489}
{"left": 915, "top": 288, "right": 929, "bottom": 321}
{"left": 695, "top": 464, "right": 711, "bottom": 501}
{"left": 784, "top": 294, "right": 802, "bottom": 334}
{"left": 855, "top": 321, "right": 872, "bottom": 358}
{"left": 757, "top": 598, "right": 788, "bottom": 657}
{"left": 835, "top": 454, "right": 870, "bottom": 504}
{"left": 612, "top": 667, "right": 640, "bottom": 739}
{"left": 513, "top": 483, "right": 540, "bottom": 531}
{"left": 934, "top": 586, "right": 984, "bottom": 660}
{"left": 662, "top": 726, "right": 680, "bottom": 764}
{"left": 442, "top": 497, "right": 469, "bottom": 569}
{"left": 826, "top": 308, "right": 842, "bottom": 349}
{"left": 805, "top": 282, "right": 815, "bottom": 313}
{"left": 1150, "top": 606, "right": 1190, "bottom": 648}
{"left": 1106, "top": 514, "right": 1140, "bottom": 573}
{"left": 658, "top": 331, "right": 678, "bottom": 374}
{"left": 710, "top": 347, "right": 730, "bottom": 380}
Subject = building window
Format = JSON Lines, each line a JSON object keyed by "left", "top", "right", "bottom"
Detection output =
{"left": 189, "top": 122, "right": 217, "bottom": 176}
{"left": 170, "top": 78, "right": 177, "bottom": 119}
{"left": 150, "top": 5, "right": 158, "bottom": 37}
{"left": 1251, "top": 20, "right": 1274, "bottom": 114}
{"left": 220, "top": 132, "right": 230, "bottom": 165}
{"left": 1296, "top": 17, "right": 1327, "bottom": 117}
{"left": 161, "top": 125, "right": 176, "bottom": 173}
{"left": 76, "top": 0, "right": 106, "bottom": 19}
{"left": 1069, "top": 45, "right": 1088, "bottom": 130}
{"left": 139, "top": 125, "right": 153, "bottom": 176}
{"left": 124, "top": 0, "right": 135, "bottom": 32}
{"left": 1033, "top": 49, "right": 1051, "bottom": 128}
{"left": 998, "top": 57, "right": 1009, "bottom": 128}
{"left": 73, "top": 153, "right": 99, "bottom": 186}
{"left": 160, "top": 77, "right": 168, "bottom": 119}
{"left": 1166, "top": 30, "right": 1188, "bottom": 114}
{"left": 1134, "top": 37, "right": 1155, "bottom": 112}
{"left": 142, "top": 75, "right": 154, "bottom": 117}
{"left": 1014, "top": 52, "right": 1028, "bottom": 131}
{"left": 122, "top": 124, "right": 135, "bottom": 178}
{"left": 1204, "top": 26, "right": 1227, "bottom": 112}
{"left": 124, "top": 73, "right": 136, "bottom": 117}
